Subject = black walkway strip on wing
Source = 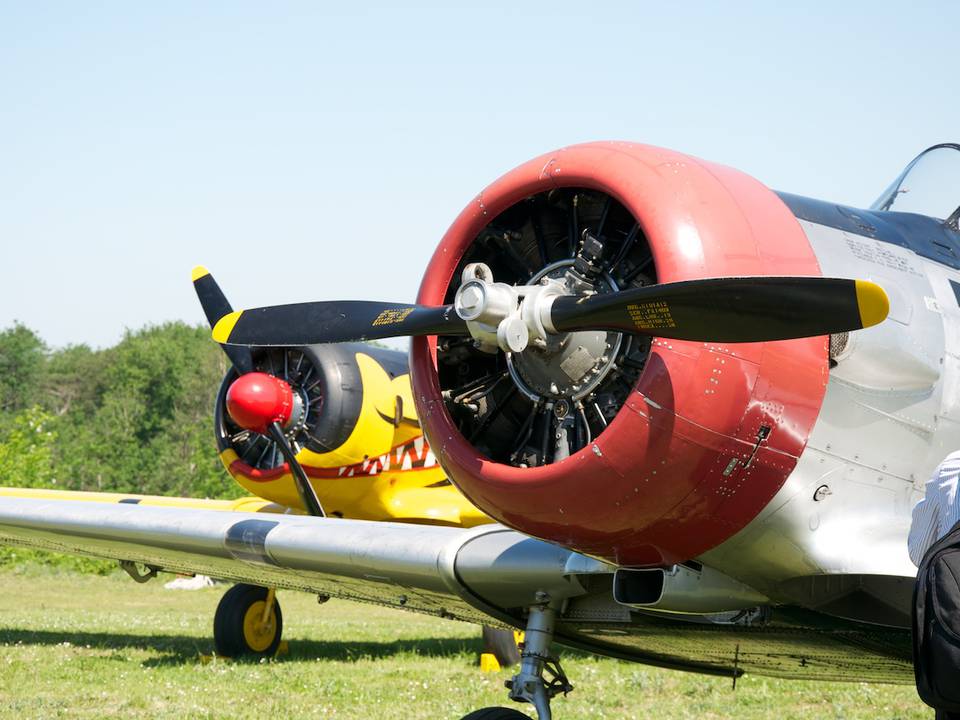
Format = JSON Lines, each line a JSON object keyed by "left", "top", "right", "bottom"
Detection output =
{"left": 224, "top": 519, "right": 280, "bottom": 565}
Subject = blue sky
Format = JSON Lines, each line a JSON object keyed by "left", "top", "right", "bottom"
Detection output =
{"left": 2, "top": 2, "right": 957, "bottom": 348}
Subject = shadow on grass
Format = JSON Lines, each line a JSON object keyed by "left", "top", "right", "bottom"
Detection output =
{"left": 0, "top": 627, "right": 482, "bottom": 667}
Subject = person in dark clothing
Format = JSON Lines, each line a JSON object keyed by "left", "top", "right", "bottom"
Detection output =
{"left": 910, "top": 451, "right": 960, "bottom": 719}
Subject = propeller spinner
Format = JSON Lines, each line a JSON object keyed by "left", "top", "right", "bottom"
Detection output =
{"left": 224, "top": 372, "right": 301, "bottom": 435}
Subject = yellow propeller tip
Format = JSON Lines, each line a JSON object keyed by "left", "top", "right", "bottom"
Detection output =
{"left": 855, "top": 280, "right": 889, "bottom": 329}
{"left": 212, "top": 311, "right": 242, "bottom": 344}
{"left": 191, "top": 265, "right": 210, "bottom": 282}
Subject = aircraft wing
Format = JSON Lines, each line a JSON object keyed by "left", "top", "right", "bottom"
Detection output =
{"left": 0, "top": 495, "right": 497, "bottom": 625}
{"left": 0, "top": 494, "right": 914, "bottom": 683}
{"left": 0, "top": 486, "right": 283, "bottom": 513}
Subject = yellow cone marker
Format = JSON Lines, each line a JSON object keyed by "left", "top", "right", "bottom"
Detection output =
{"left": 479, "top": 653, "right": 501, "bottom": 673}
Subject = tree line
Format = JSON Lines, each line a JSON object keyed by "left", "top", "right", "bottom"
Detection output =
{"left": 0, "top": 322, "right": 242, "bottom": 500}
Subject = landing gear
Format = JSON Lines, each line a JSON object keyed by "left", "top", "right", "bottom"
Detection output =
{"left": 463, "top": 598, "right": 572, "bottom": 720}
{"left": 213, "top": 584, "right": 283, "bottom": 658}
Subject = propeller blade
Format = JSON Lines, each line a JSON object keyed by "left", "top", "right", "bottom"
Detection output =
{"left": 266, "top": 422, "right": 325, "bottom": 517}
{"left": 549, "top": 276, "right": 888, "bottom": 343}
{"left": 213, "top": 301, "right": 469, "bottom": 347}
{"left": 192, "top": 266, "right": 255, "bottom": 373}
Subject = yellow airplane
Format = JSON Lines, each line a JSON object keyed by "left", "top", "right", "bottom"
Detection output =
{"left": 0, "top": 268, "right": 518, "bottom": 666}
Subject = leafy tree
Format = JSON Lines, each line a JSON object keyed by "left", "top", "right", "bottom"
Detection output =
{"left": 0, "top": 321, "right": 249, "bottom": 571}
{"left": 0, "top": 321, "right": 243, "bottom": 501}
{"left": 0, "top": 406, "right": 57, "bottom": 488}
{"left": 0, "top": 323, "right": 46, "bottom": 414}
{"left": 55, "top": 322, "right": 238, "bottom": 498}
{"left": 43, "top": 344, "right": 103, "bottom": 417}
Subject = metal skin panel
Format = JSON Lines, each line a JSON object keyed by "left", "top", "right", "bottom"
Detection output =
{"left": 777, "top": 191, "right": 960, "bottom": 272}
{"left": 411, "top": 142, "right": 827, "bottom": 566}
{"left": 701, "top": 218, "right": 960, "bottom": 603}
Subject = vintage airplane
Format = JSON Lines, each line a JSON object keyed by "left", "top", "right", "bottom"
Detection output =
{"left": 193, "top": 267, "right": 511, "bottom": 660}
{"left": 1, "top": 269, "right": 503, "bottom": 661}
{"left": 1, "top": 140, "right": 957, "bottom": 720}
{"left": 190, "top": 266, "right": 485, "bottom": 525}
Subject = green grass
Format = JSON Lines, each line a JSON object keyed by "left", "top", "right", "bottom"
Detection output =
{"left": 0, "top": 565, "right": 930, "bottom": 719}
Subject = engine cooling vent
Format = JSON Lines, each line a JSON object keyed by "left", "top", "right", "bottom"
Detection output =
{"left": 436, "top": 188, "right": 656, "bottom": 468}
{"left": 829, "top": 332, "right": 850, "bottom": 361}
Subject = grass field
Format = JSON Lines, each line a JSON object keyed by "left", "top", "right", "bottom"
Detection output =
{"left": 0, "top": 566, "right": 931, "bottom": 720}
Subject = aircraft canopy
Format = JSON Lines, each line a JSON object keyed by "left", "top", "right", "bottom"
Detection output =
{"left": 872, "top": 143, "right": 960, "bottom": 225}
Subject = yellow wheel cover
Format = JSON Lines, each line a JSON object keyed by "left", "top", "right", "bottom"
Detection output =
{"left": 242, "top": 600, "right": 278, "bottom": 653}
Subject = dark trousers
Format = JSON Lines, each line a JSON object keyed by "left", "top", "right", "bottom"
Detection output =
{"left": 936, "top": 711, "right": 960, "bottom": 719}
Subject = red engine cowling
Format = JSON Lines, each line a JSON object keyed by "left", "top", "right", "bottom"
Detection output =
{"left": 410, "top": 142, "right": 828, "bottom": 567}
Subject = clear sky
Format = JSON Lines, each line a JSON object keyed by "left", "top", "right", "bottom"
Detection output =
{"left": 2, "top": 2, "right": 957, "bottom": 349}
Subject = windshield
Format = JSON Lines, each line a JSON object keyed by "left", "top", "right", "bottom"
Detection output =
{"left": 871, "top": 143, "right": 960, "bottom": 224}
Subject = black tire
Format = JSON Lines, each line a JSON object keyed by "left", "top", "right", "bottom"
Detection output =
{"left": 460, "top": 708, "right": 531, "bottom": 720}
{"left": 482, "top": 626, "right": 522, "bottom": 666}
{"left": 213, "top": 584, "right": 283, "bottom": 658}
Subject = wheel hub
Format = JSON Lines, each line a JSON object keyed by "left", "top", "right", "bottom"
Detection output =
{"left": 242, "top": 601, "right": 277, "bottom": 653}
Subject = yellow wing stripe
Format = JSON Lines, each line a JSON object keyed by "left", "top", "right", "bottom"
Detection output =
{"left": 0, "top": 486, "right": 276, "bottom": 513}
{"left": 854, "top": 280, "right": 889, "bottom": 329}
{"left": 212, "top": 311, "right": 243, "bottom": 343}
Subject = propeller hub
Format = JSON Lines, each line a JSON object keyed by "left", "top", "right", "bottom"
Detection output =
{"left": 508, "top": 260, "right": 624, "bottom": 401}
{"left": 454, "top": 263, "right": 563, "bottom": 353}
{"left": 225, "top": 372, "right": 296, "bottom": 434}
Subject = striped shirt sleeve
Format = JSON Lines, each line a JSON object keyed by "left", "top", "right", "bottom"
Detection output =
{"left": 909, "top": 451, "right": 960, "bottom": 566}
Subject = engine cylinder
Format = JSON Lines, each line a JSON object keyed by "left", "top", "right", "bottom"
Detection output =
{"left": 411, "top": 142, "right": 829, "bottom": 566}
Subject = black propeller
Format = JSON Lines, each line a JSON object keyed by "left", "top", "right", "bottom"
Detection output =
{"left": 212, "top": 301, "right": 467, "bottom": 348}
{"left": 549, "top": 276, "right": 887, "bottom": 343}
{"left": 211, "top": 276, "right": 888, "bottom": 347}
{"left": 192, "top": 266, "right": 255, "bottom": 374}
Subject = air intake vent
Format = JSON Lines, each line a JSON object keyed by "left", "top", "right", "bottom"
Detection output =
{"left": 829, "top": 332, "right": 850, "bottom": 361}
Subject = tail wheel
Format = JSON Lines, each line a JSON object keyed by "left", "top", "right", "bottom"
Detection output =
{"left": 213, "top": 584, "right": 283, "bottom": 658}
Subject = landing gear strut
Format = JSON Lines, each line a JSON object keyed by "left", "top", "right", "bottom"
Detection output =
{"left": 506, "top": 601, "right": 572, "bottom": 720}
{"left": 462, "top": 596, "right": 572, "bottom": 720}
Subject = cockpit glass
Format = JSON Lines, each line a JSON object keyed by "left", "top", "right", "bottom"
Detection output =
{"left": 871, "top": 144, "right": 960, "bottom": 222}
